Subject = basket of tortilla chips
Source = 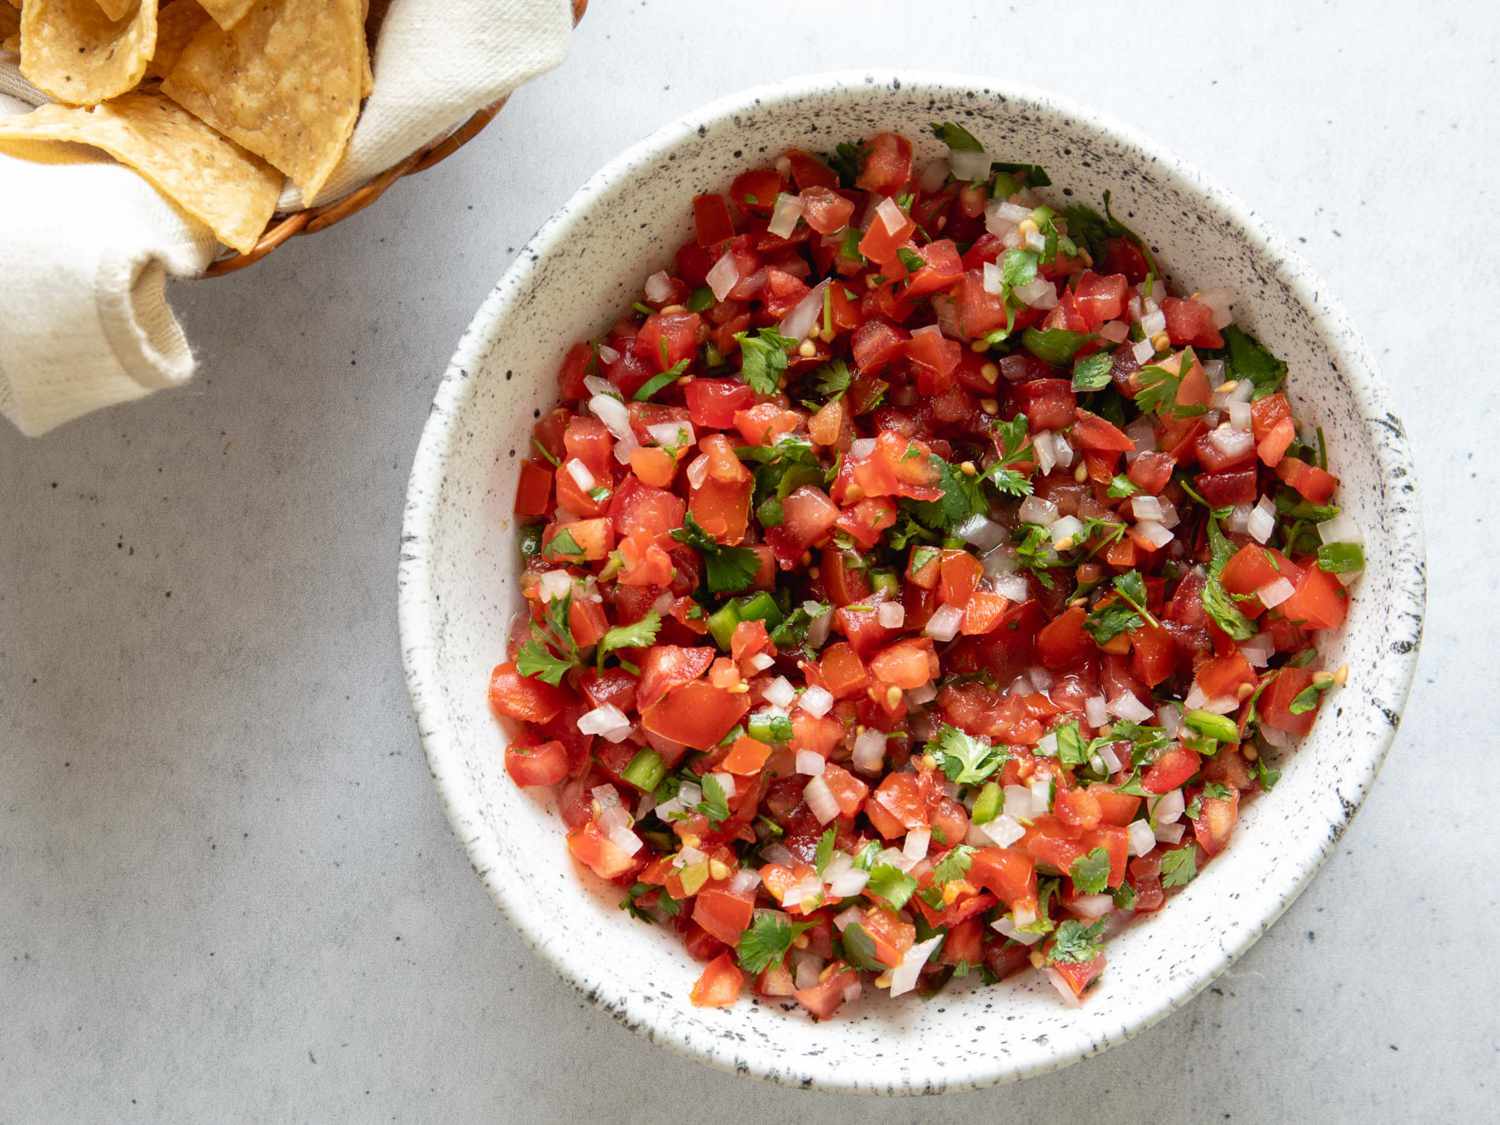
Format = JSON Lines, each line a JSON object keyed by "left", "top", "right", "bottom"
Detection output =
{"left": 0, "top": 0, "right": 585, "bottom": 275}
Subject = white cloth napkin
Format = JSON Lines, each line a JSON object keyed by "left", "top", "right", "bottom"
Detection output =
{"left": 0, "top": 0, "right": 574, "bottom": 437}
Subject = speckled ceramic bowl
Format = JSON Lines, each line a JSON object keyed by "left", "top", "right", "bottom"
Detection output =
{"left": 398, "top": 73, "right": 1424, "bottom": 1094}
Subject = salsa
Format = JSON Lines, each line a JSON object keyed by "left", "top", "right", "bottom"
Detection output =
{"left": 489, "top": 124, "right": 1362, "bottom": 1017}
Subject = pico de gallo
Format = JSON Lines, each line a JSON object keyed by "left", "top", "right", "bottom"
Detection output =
{"left": 490, "top": 123, "right": 1363, "bottom": 1017}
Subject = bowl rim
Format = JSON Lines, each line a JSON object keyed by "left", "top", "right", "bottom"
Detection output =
{"left": 398, "top": 69, "right": 1425, "bottom": 1094}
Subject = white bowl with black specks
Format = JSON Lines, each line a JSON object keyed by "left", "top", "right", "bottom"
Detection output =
{"left": 398, "top": 72, "right": 1425, "bottom": 1094}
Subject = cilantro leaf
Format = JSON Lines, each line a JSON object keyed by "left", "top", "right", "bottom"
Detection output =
{"left": 737, "top": 912, "right": 810, "bottom": 973}
{"left": 1289, "top": 678, "right": 1333, "bottom": 715}
{"left": 1084, "top": 603, "right": 1142, "bottom": 645}
{"left": 671, "top": 512, "right": 760, "bottom": 594}
{"left": 1001, "top": 248, "right": 1039, "bottom": 291}
{"left": 929, "top": 121, "right": 983, "bottom": 152}
{"left": 633, "top": 359, "right": 690, "bottom": 402}
{"left": 516, "top": 637, "right": 575, "bottom": 686}
{"left": 542, "top": 526, "right": 585, "bottom": 560}
{"left": 1107, "top": 474, "right": 1139, "bottom": 499}
{"left": 1069, "top": 847, "right": 1111, "bottom": 895}
{"left": 515, "top": 591, "right": 582, "bottom": 685}
{"left": 1222, "top": 325, "right": 1288, "bottom": 401}
{"left": 1202, "top": 574, "right": 1256, "bottom": 641}
{"left": 1112, "top": 569, "right": 1159, "bottom": 627}
{"left": 991, "top": 160, "right": 1051, "bottom": 188}
{"left": 1055, "top": 722, "right": 1089, "bottom": 767}
{"left": 866, "top": 863, "right": 918, "bottom": 910}
{"left": 928, "top": 724, "right": 1010, "bottom": 786}
{"left": 905, "top": 454, "right": 986, "bottom": 533}
{"left": 696, "top": 774, "right": 731, "bottom": 826}
{"left": 814, "top": 827, "right": 837, "bottom": 876}
{"left": 1160, "top": 846, "right": 1198, "bottom": 888}
{"left": 1135, "top": 349, "right": 1208, "bottom": 418}
{"left": 1072, "top": 352, "right": 1113, "bottom": 392}
{"left": 897, "top": 246, "right": 926, "bottom": 273}
{"left": 826, "top": 140, "right": 867, "bottom": 188}
{"left": 735, "top": 328, "right": 797, "bottom": 396}
{"left": 808, "top": 358, "right": 852, "bottom": 402}
{"left": 595, "top": 611, "right": 661, "bottom": 668}
{"left": 769, "top": 601, "right": 828, "bottom": 652}
{"left": 1048, "top": 919, "right": 1105, "bottom": 964}
{"left": 1022, "top": 327, "right": 1091, "bottom": 366}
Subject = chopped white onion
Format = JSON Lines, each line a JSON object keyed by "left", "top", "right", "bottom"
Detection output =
{"left": 949, "top": 146, "right": 992, "bottom": 182}
{"left": 1257, "top": 577, "right": 1295, "bottom": 608}
{"left": 1134, "top": 519, "right": 1174, "bottom": 549}
{"left": 993, "top": 914, "right": 1044, "bottom": 946}
{"left": 1084, "top": 696, "right": 1110, "bottom": 728}
{"left": 537, "top": 570, "right": 573, "bottom": 603}
{"left": 803, "top": 774, "right": 841, "bottom": 824}
{"left": 648, "top": 421, "right": 693, "bottom": 449}
{"left": 842, "top": 980, "right": 863, "bottom": 1006}
{"left": 1128, "top": 819, "right": 1157, "bottom": 857}
{"left": 924, "top": 604, "right": 964, "bottom": 643}
{"left": 578, "top": 704, "right": 632, "bottom": 742}
{"left": 889, "top": 935, "right": 943, "bottom": 998}
{"left": 799, "top": 684, "right": 834, "bottom": 718}
{"left": 1035, "top": 731, "right": 1059, "bottom": 758}
{"left": 991, "top": 573, "right": 1030, "bottom": 603}
{"left": 706, "top": 251, "right": 740, "bottom": 301}
{"left": 1139, "top": 303, "right": 1166, "bottom": 338}
{"left": 1207, "top": 423, "right": 1255, "bottom": 463}
{"left": 1318, "top": 511, "right": 1364, "bottom": 546}
{"left": 1152, "top": 788, "right": 1185, "bottom": 825}
{"left": 918, "top": 158, "right": 950, "bottom": 192}
{"left": 643, "top": 270, "right": 673, "bottom": 303}
{"left": 994, "top": 199, "right": 1032, "bottom": 222}
{"left": 982, "top": 260, "right": 1004, "bottom": 295}
{"left": 778, "top": 280, "right": 828, "bottom": 342}
{"left": 852, "top": 728, "right": 887, "bottom": 772}
{"left": 955, "top": 513, "right": 1006, "bottom": 552}
{"left": 1155, "top": 821, "right": 1186, "bottom": 845}
{"left": 760, "top": 842, "right": 795, "bottom": 868}
{"left": 590, "top": 393, "right": 632, "bottom": 441}
{"left": 1049, "top": 515, "right": 1084, "bottom": 549}
{"left": 1033, "top": 430, "right": 1057, "bottom": 475}
{"left": 1227, "top": 400, "right": 1253, "bottom": 432}
{"left": 709, "top": 771, "right": 736, "bottom": 799}
{"left": 1260, "top": 724, "right": 1295, "bottom": 749}
{"left": 1197, "top": 288, "right": 1235, "bottom": 329}
{"left": 728, "top": 869, "right": 762, "bottom": 896}
{"left": 1015, "top": 276, "right": 1058, "bottom": 309}
{"left": 1098, "top": 320, "right": 1130, "bottom": 344}
{"left": 764, "top": 676, "right": 796, "bottom": 709}
{"left": 1052, "top": 434, "right": 1075, "bottom": 469}
{"left": 980, "top": 813, "right": 1026, "bottom": 848}
{"left": 747, "top": 652, "right": 775, "bottom": 673}
{"left": 1131, "top": 494, "right": 1165, "bottom": 521}
{"left": 1027, "top": 665, "right": 1053, "bottom": 692}
{"left": 1131, "top": 337, "right": 1157, "bottom": 366}
{"left": 795, "top": 749, "right": 827, "bottom": 776}
{"left": 1184, "top": 683, "right": 1239, "bottom": 714}
{"left": 1018, "top": 495, "right": 1060, "bottom": 527}
{"left": 783, "top": 873, "right": 824, "bottom": 909}
{"left": 828, "top": 863, "right": 870, "bottom": 899}
{"left": 1028, "top": 776, "right": 1053, "bottom": 814}
{"left": 806, "top": 605, "right": 834, "bottom": 649}
{"left": 1216, "top": 378, "right": 1254, "bottom": 405}
{"left": 1241, "top": 633, "right": 1274, "bottom": 668}
{"left": 1125, "top": 414, "right": 1157, "bottom": 459}
{"left": 605, "top": 823, "right": 643, "bottom": 855}
{"left": 1248, "top": 496, "right": 1277, "bottom": 544}
{"left": 792, "top": 951, "right": 824, "bottom": 990}
{"left": 903, "top": 828, "right": 931, "bottom": 862}
{"left": 1023, "top": 228, "right": 1047, "bottom": 253}
{"left": 767, "top": 192, "right": 805, "bottom": 239}
{"left": 650, "top": 590, "right": 675, "bottom": 616}
{"left": 832, "top": 904, "right": 864, "bottom": 931}
{"left": 907, "top": 681, "right": 938, "bottom": 705}
{"left": 1097, "top": 744, "right": 1123, "bottom": 774}
{"left": 1107, "top": 692, "right": 1154, "bottom": 723}
{"left": 1158, "top": 702, "right": 1184, "bottom": 737}
{"left": 1225, "top": 504, "right": 1253, "bottom": 535}
{"left": 592, "top": 350, "right": 620, "bottom": 373}
{"left": 1003, "top": 785, "right": 1037, "bottom": 822}
{"left": 877, "top": 601, "right": 906, "bottom": 629}
{"left": 1045, "top": 967, "right": 1083, "bottom": 1007}
{"left": 1069, "top": 893, "right": 1115, "bottom": 920}
{"left": 875, "top": 196, "right": 907, "bottom": 236}
{"left": 564, "top": 458, "right": 596, "bottom": 492}
{"left": 1157, "top": 499, "right": 1180, "bottom": 529}
{"left": 849, "top": 436, "right": 876, "bottom": 459}
{"left": 685, "top": 453, "right": 710, "bottom": 490}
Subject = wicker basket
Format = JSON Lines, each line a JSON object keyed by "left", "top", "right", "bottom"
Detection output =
{"left": 205, "top": 0, "right": 587, "bottom": 278}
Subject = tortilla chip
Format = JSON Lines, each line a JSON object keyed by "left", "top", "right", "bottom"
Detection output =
{"left": 162, "top": 0, "right": 361, "bottom": 201}
{"left": 360, "top": 35, "right": 371, "bottom": 99}
{"left": 0, "top": 92, "right": 281, "bottom": 252}
{"left": 21, "top": 0, "right": 159, "bottom": 106}
{"left": 146, "top": 0, "right": 209, "bottom": 79}
{"left": 0, "top": 4, "right": 18, "bottom": 51}
{"left": 94, "top": 0, "right": 135, "bottom": 20}
{"left": 195, "top": 0, "right": 255, "bottom": 32}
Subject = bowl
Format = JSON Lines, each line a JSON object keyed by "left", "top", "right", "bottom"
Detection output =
{"left": 397, "top": 72, "right": 1425, "bottom": 1094}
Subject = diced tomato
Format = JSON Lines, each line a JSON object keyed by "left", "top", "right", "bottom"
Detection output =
{"left": 722, "top": 734, "right": 772, "bottom": 776}
{"left": 693, "top": 194, "right": 736, "bottom": 246}
{"left": 1013, "top": 379, "right": 1076, "bottom": 430}
{"left": 729, "top": 168, "right": 784, "bottom": 216}
{"left": 1161, "top": 296, "right": 1223, "bottom": 349}
{"left": 489, "top": 661, "right": 567, "bottom": 724}
{"left": 693, "top": 886, "right": 755, "bottom": 946}
{"left": 905, "top": 239, "right": 964, "bottom": 297}
{"left": 690, "top": 952, "right": 745, "bottom": 1007}
{"left": 1261, "top": 665, "right": 1319, "bottom": 735}
{"left": 685, "top": 379, "right": 756, "bottom": 428}
{"left": 1127, "top": 450, "right": 1175, "bottom": 494}
{"left": 1195, "top": 467, "right": 1258, "bottom": 506}
{"left": 514, "top": 460, "right": 553, "bottom": 517}
{"left": 1276, "top": 457, "right": 1339, "bottom": 504}
{"left": 938, "top": 549, "right": 984, "bottom": 607}
{"left": 1196, "top": 651, "right": 1255, "bottom": 699}
{"left": 954, "top": 270, "right": 1009, "bottom": 338}
{"left": 1142, "top": 747, "right": 1200, "bottom": 794}
{"left": 637, "top": 645, "right": 715, "bottom": 709}
{"left": 1257, "top": 417, "right": 1297, "bottom": 467}
{"left": 641, "top": 680, "right": 750, "bottom": 750}
{"left": 1091, "top": 786, "right": 1142, "bottom": 827}
{"left": 1279, "top": 564, "right": 1348, "bottom": 630}
{"left": 859, "top": 203, "right": 917, "bottom": 266}
{"left": 635, "top": 311, "right": 701, "bottom": 373}
{"left": 1191, "top": 787, "right": 1240, "bottom": 856}
{"left": 1073, "top": 271, "right": 1129, "bottom": 329}
{"left": 1071, "top": 409, "right": 1134, "bottom": 453}
{"left": 961, "top": 590, "right": 1009, "bottom": 635}
{"left": 856, "top": 132, "right": 913, "bottom": 195}
{"left": 1036, "top": 605, "right": 1092, "bottom": 670}
{"left": 504, "top": 740, "right": 569, "bottom": 787}
{"left": 1047, "top": 954, "right": 1106, "bottom": 1001}
{"left": 819, "top": 642, "right": 870, "bottom": 700}
{"left": 567, "top": 820, "right": 640, "bottom": 880}
{"left": 869, "top": 637, "right": 939, "bottom": 690}
{"left": 800, "top": 185, "right": 855, "bottom": 235}
{"left": 906, "top": 329, "right": 962, "bottom": 394}
{"left": 794, "top": 962, "right": 859, "bottom": 1019}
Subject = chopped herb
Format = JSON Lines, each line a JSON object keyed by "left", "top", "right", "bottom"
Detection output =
{"left": 1072, "top": 351, "right": 1114, "bottom": 392}
{"left": 1112, "top": 569, "right": 1159, "bottom": 627}
{"left": 735, "top": 328, "right": 798, "bottom": 396}
{"left": 515, "top": 639, "right": 576, "bottom": 686}
{"left": 542, "top": 526, "right": 584, "bottom": 560}
{"left": 1055, "top": 722, "right": 1089, "bottom": 767}
{"left": 1001, "top": 248, "right": 1039, "bottom": 291}
{"left": 808, "top": 358, "right": 852, "bottom": 402}
{"left": 1085, "top": 602, "right": 1143, "bottom": 645}
{"left": 530, "top": 438, "right": 561, "bottom": 466}
{"left": 737, "top": 911, "right": 810, "bottom": 973}
{"left": 1289, "top": 678, "right": 1334, "bottom": 714}
{"left": 1202, "top": 573, "right": 1256, "bottom": 641}
{"left": 928, "top": 724, "right": 1010, "bottom": 786}
{"left": 686, "top": 285, "right": 715, "bottom": 312}
{"left": 696, "top": 774, "right": 731, "bottom": 826}
{"left": 1160, "top": 846, "right": 1198, "bottom": 888}
{"left": 1022, "top": 327, "right": 1091, "bottom": 365}
{"left": 596, "top": 611, "right": 661, "bottom": 668}
{"left": 1107, "top": 474, "right": 1140, "bottom": 499}
{"left": 814, "top": 827, "right": 837, "bottom": 876}
{"left": 1048, "top": 919, "right": 1105, "bottom": 964}
{"left": 1112, "top": 882, "right": 1138, "bottom": 911}
{"left": 980, "top": 412, "right": 1034, "bottom": 498}
{"left": 866, "top": 863, "right": 918, "bottom": 911}
{"left": 671, "top": 512, "right": 761, "bottom": 594}
{"left": 1069, "top": 847, "right": 1111, "bottom": 895}
{"left": 897, "top": 246, "right": 926, "bottom": 273}
{"left": 1135, "top": 348, "right": 1208, "bottom": 418}
{"left": 515, "top": 592, "right": 582, "bottom": 685}
{"left": 633, "top": 359, "right": 690, "bottom": 401}
{"left": 1222, "top": 325, "right": 1288, "bottom": 400}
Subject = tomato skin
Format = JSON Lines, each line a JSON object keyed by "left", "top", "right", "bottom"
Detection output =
{"left": 1127, "top": 450, "right": 1175, "bottom": 494}
{"left": 489, "top": 662, "right": 567, "bottom": 724}
{"left": 504, "top": 740, "right": 569, "bottom": 787}
{"left": 1161, "top": 296, "right": 1223, "bottom": 349}
{"left": 1276, "top": 456, "right": 1339, "bottom": 503}
{"left": 567, "top": 820, "right": 640, "bottom": 880}
{"left": 1280, "top": 564, "right": 1348, "bottom": 630}
{"left": 851, "top": 319, "right": 909, "bottom": 375}
{"left": 1128, "top": 852, "right": 1165, "bottom": 913}
{"left": 856, "top": 132, "right": 913, "bottom": 195}
{"left": 1191, "top": 787, "right": 1240, "bottom": 856}
{"left": 1073, "top": 271, "right": 1129, "bottom": 329}
{"left": 1195, "top": 467, "right": 1258, "bottom": 506}
{"left": 637, "top": 645, "right": 716, "bottom": 709}
{"left": 1047, "top": 954, "right": 1106, "bottom": 1001}
{"left": 1143, "top": 747, "right": 1201, "bottom": 794}
{"left": 514, "top": 460, "right": 554, "bottom": 517}
{"left": 641, "top": 681, "right": 751, "bottom": 750}
{"left": 693, "top": 886, "right": 755, "bottom": 946}
{"left": 693, "top": 193, "right": 736, "bottom": 245}
{"left": 1036, "top": 605, "right": 1093, "bottom": 670}
{"left": 1013, "top": 378, "right": 1077, "bottom": 430}
{"left": 684, "top": 379, "right": 755, "bottom": 429}
{"left": 1196, "top": 650, "right": 1255, "bottom": 699}
{"left": 729, "top": 168, "right": 784, "bottom": 216}
{"left": 938, "top": 549, "right": 984, "bottom": 607}
{"left": 794, "top": 962, "right": 859, "bottom": 1020}
{"left": 1091, "top": 786, "right": 1142, "bottom": 827}
{"left": 1261, "top": 665, "right": 1319, "bottom": 735}
{"left": 1071, "top": 409, "right": 1134, "bottom": 453}
{"left": 905, "top": 239, "right": 964, "bottom": 297}
{"left": 690, "top": 952, "right": 745, "bottom": 1008}
{"left": 1221, "top": 544, "right": 1300, "bottom": 598}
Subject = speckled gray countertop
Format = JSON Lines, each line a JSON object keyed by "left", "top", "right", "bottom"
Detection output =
{"left": 0, "top": 1, "right": 1492, "bottom": 1120}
